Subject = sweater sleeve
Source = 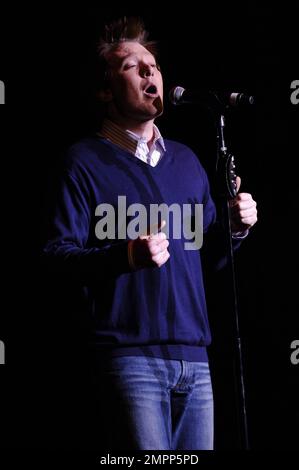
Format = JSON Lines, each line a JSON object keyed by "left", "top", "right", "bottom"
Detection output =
{"left": 42, "top": 170, "right": 131, "bottom": 284}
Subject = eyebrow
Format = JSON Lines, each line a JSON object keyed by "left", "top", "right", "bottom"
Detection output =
{"left": 120, "top": 53, "right": 137, "bottom": 63}
{"left": 119, "top": 51, "right": 156, "bottom": 65}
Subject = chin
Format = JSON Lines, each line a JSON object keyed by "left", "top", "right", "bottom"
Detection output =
{"left": 149, "top": 97, "right": 164, "bottom": 117}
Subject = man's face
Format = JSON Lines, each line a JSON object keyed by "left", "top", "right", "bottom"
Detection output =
{"left": 105, "top": 41, "right": 164, "bottom": 122}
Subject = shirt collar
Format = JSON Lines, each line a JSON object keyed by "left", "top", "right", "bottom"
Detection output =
{"left": 97, "top": 119, "right": 166, "bottom": 157}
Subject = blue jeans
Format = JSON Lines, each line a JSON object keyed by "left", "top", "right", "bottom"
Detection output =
{"left": 94, "top": 355, "right": 214, "bottom": 450}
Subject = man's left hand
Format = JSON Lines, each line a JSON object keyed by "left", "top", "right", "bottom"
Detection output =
{"left": 229, "top": 176, "right": 258, "bottom": 233}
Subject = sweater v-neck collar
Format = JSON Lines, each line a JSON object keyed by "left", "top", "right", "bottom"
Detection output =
{"left": 97, "top": 136, "right": 171, "bottom": 172}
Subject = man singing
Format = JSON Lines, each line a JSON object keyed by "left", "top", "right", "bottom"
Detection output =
{"left": 43, "top": 16, "right": 257, "bottom": 450}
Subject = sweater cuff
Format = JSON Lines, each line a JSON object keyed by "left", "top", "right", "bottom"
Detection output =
{"left": 232, "top": 229, "right": 249, "bottom": 239}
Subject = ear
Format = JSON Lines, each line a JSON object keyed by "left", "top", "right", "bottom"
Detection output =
{"left": 96, "top": 88, "right": 113, "bottom": 103}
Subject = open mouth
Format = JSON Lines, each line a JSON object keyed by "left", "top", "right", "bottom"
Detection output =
{"left": 144, "top": 85, "right": 158, "bottom": 97}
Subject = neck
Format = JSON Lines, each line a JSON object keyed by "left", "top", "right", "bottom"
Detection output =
{"left": 107, "top": 113, "right": 155, "bottom": 143}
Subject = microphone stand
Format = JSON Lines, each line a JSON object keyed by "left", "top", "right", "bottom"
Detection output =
{"left": 215, "top": 113, "right": 250, "bottom": 450}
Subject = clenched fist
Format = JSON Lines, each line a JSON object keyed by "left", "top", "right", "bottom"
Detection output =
{"left": 128, "top": 220, "right": 170, "bottom": 270}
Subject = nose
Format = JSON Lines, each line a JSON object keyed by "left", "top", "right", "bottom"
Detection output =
{"left": 141, "top": 63, "right": 154, "bottom": 78}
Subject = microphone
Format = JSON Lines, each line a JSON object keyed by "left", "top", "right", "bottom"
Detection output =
{"left": 169, "top": 86, "right": 254, "bottom": 108}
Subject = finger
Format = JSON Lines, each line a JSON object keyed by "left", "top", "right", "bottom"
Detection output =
{"left": 236, "top": 176, "right": 241, "bottom": 193}
{"left": 231, "top": 208, "right": 257, "bottom": 223}
{"left": 230, "top": 194, "right": 254, "bottom": 207}
{"left": 237, "top": 212, "right": 257, "bottom": 222}
{"left": 150, "top": 239, "right": 169, "bottom": 256}
{"left": 238, "top": 215, "right": 258, "bottom": 226}
{"left": 152, "top": 249, "right": 170, "bottom": 266}
{"left": 235, "top": 193, "right": 255, "bottom": 202}
{"left": 149, "top": 219, "right": 166, "bottom": 238}
{"left": 231, "top": 200, "right": 257, "bottom": 211}
{"left": 148, "top": 231, "right": 167, "bottom": 244}
{"left": 140, "top": 219, "right": 166, "bottom": 239}
{"left": 160, "top": 250, "right": 170, "bottom": 265}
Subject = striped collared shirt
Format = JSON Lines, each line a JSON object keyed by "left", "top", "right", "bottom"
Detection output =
{"left": 97, "top": 119, "right": 166, "bottom": 167}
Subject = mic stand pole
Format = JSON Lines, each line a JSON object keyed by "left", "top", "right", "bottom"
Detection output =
{"left": 215, "top": 113, "right": 249, "bottom": 450}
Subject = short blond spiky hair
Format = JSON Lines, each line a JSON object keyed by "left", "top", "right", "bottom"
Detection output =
{"left": 96, "top": 16, "right": 158, "bottom": 89}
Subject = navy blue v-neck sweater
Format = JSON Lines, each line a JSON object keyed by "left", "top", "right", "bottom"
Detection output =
{"left": 44, "top": 137, "right": 231, "bottom": 362}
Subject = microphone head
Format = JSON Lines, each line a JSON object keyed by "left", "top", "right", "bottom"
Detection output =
{"left": 229, "top": 92, "right": 255, "bottom": 107}
{"left": 169, "top": 86, "right": 185, "bottom": 105}
{"left": 169, "top": 86, "right": 255, "bottom": 108}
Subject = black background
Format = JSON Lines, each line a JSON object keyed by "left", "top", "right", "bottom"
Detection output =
{"left": 0, "top": 2, "right": 298, "bottom": 453}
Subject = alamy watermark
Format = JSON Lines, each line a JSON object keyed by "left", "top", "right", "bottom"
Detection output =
{"left": 0, "top": 340, "right": 5, "bottom": 365}
{"left": 290, "top": 80, "right": 299, "bottom": 105}
{"left": 0, "top": 80, "right": 5, "bottom": 104}
{"left": 95, "top": 196, "right": 203, "bottom": 250}
{"left": 290, "top": 339, "right": 299, "bottom": 365}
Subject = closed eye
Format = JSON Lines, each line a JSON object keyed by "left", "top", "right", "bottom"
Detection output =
{"left": 123, "top": 63, "right": 137, "bottom": 70}
{"left": 122, "top": 62, "right": 160, "bottom": 72}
